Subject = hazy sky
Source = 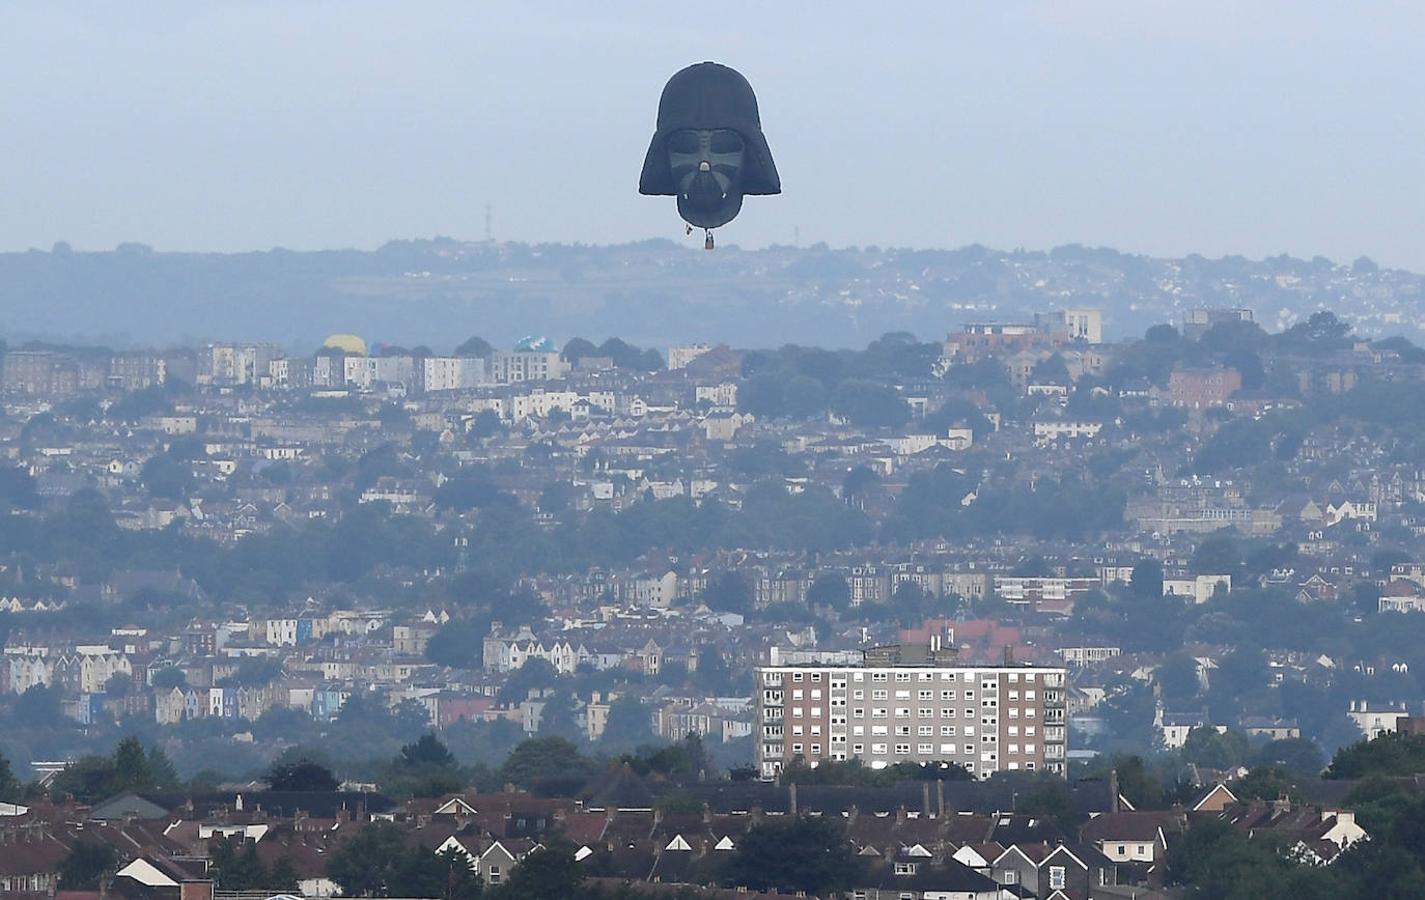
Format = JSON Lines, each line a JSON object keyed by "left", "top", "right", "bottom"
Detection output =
{"left": 3, "top": 2, "right": 1423, "bottom": 267}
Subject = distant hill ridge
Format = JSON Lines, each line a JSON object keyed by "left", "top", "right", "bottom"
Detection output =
{"left": 1, "top": 238, "right": 1418, "bottom": 350}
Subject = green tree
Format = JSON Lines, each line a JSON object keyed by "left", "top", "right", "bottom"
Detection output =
{"left": 1230, "top": 766, "right": 1299, "bottom": 803}
{"left": 1252, "top": 737, "right": 1324, "bottom": 776}
{"left": 499, "top": 737, "right": 592, "bottom": 794}
{"left": 1181, "top": 727, "right": 1251, "bottom": 769}
{"left": 326, "top": 821, "right": 410, "bottom": 897}
{"left": 267, "top": 757, "right": 340, "bottom": 791}
{"left": 433, "top": 847, "right": 482, "bottom": 900}
{"left": 702, "top": 570, "right": 753, "bottom": 614}
{"left": 112, "top": 737, "right": 154, "bottom": 790}
{"left": 496, "top": 658, "right": 560, "bottom": 705}
{"left": 426, "top": 617, "right": 488, "bottom": 669}
{"left": 13, "top": 683, "right": 62, "bottom": 727}
{"left": 211, "top": 837, "right": 268, "bottom": 891}
{"left": 401, "top": 733, "right": 456, "bottom": 769}
{"left": 724, "top": 816, "right": 859, "bottom": 894}
{"left": 600, "top": 696, "right": 654, "bottom": 750}
{"left": 59, "top": 841, "right": 117, "bottom": 889}
{"left": 489, "top": 841, "right": 582, "bottom": 899}
{"left": 1192, "top": 532, "right": 1243, "bottom": 574}
{"left": 0, "top": 751, "right": 20, "bottom": 802}
{"left": 1157, "top": 654, "right": 1201, "bottom": 705}
{"left": 807, "top": 573, "right": 850, "bottom": 610}
{"left": 1129, "top": 558, "right": 1164, "bottom": 598}
{"left": 258, "top": 855, "right": 295, "bottom": 892}
{"left": 831, "top": 379, "right": 910, "bottom": 428}
{"left": 537, "top": 691, "right": 584, "bottom": 743}
{"left": 1327, "top": 732, "right": 1425, "bottom": 780}
{"left": 151, "top": 666, "right": 187, "bottom": 690}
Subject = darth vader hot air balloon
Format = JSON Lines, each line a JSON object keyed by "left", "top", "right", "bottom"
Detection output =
{"left": 640, "top": 62, "right": 780, "bottom": 249}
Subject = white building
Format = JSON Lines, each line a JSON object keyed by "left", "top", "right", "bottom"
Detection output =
{"left": 1033, "top": 420, "right": 1103, "bottom": 444}
{"left": 490, "top": 351, "right": 569, "bottom": 384}
{"left": 1163, "top": 574, "right": 1232, "bottom": 604}
{"left": 668, "top": 344, "right": 713, "bottom": 370}
{"left": 421, "top": 356, "right": 488, "bottom": 392}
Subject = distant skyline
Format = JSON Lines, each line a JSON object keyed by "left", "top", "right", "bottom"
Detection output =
{"left": 2, "top": 3, "right": 1423, "bottom": 269}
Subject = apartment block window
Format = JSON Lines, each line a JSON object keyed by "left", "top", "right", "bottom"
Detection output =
{"left": 1049, "top": 867, "right": 1066, "bottom": 890}
{"left": 1025, "top": 744, "right": 1036, "bottom": 754}
{"left": 895, "top": 708, "right": 911, "bottom": 718}
{"left": 793, "top": 673, "right": 803, "bottom": 682}
{"left": 853, "top": 690, "right": 865, "bottom": 700}
{"left": 853, "top": 672, "right": 864, "bottom": 682}
{"left": 941, "top": 726, "right": 957, "bottom": 736}
{"left": 943, "top": 708, "right": 955, "bottom": 718}
{"left": 941, "top": 690, "right": 956, "bottom": 700}
{"left": 919, "top": 690, "right": 934, "bottom": 700}
{"left": 792, "top": 743, "right": 803, "bottom": 753}
{"left": 918, "top": 743, "right": 933, "bottom": 754}
{"left": 918, "top": 725, "right": 934, "bottom": 736}
{"left": 895, "top": 725, "right": 911, "bottom": 736}
{"left": 810, "top": 744, "right": 820, "bottom": 755}
{"left": 918, "top": 708, "right": 934, "bottom": 718}
{"left": 872, "top": 672, "right": 888, "bottom": 682}
{"left": 811, "top": 673, "right": 821, "bottom": 682}
{"left": 853, "top": 708, "right": 865, "bottom": 718}
{"left": 895, "top": 743, "right": 910, "bottom": 754}
{"left": 792, "top": 689, "right": 803, "bottom": 700}
{"left": 873, "top": 708, "right": 888, "bottom": 719}
{"left": 811, "top": 689, "right": 822, "bottom": 699}
{"left": 792, "top": 725, "right": 804, "bottom": 736}
{"left": 792, "top": 707, "right": 803, "bottom": 718}
{"left": 1008, "top": 672, "right": 1019, "bottom": 683}
{"left": 810, "top": 707, "right": 821, "bottom": 717}
{"left": 872, "top": 725, "right": 888, "bottom": 736}
{"left": 1026, "top": 690, "right": 1037, "bottom": 700}
{"left": 940, "top": 743, "right": 956, "bottom": 754}
{"left": 873, "top": 690, "right": 888, "bottom": 700}
{"left": 895, "top": 690, "right": 911, "bottom": 699}
{"left": 853, "top": 743, "right": 864, "bottom": 754}
{"left": 872, "top": 743, "right": 887, "bottom": 754}
{"left": 895, "top": 673, "right": 911, "bottom": 682}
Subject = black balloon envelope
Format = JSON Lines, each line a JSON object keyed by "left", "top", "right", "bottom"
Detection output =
{"left": 640, "top": 62, "right": 780, "bottom": 237}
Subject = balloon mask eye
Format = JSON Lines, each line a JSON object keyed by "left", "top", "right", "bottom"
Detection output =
{"left": 668, "top": 129, "right": 745, "bottom": 181}
{"left": 667, "top": 128, "right": 746, "bottom": 229}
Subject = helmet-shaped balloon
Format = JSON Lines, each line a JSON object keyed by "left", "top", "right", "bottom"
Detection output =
{"left": 640, "top": 62, "right": 780, "bottom": 231}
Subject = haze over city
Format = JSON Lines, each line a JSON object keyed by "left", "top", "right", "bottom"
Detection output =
{"left": 3, "top": 2, "right": 1424, "bottom": 268}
